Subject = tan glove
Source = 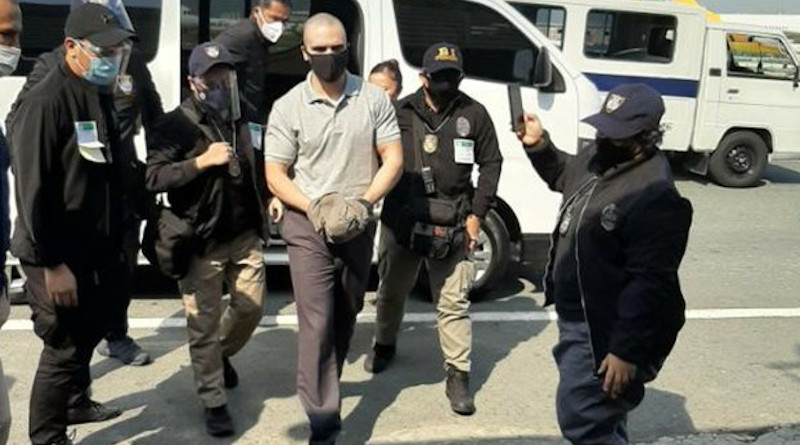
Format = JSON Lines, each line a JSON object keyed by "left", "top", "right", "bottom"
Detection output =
{"left": 307, "top": 192, "right": 372, "bottom": 244}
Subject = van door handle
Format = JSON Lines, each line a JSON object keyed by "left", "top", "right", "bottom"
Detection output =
{"left": 727, "top": 88, "right": 740, "bottom": 94}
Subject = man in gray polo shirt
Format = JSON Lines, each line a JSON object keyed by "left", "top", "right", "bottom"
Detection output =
{"left": 264, "top": 12, "right": 403, "bottom": 445}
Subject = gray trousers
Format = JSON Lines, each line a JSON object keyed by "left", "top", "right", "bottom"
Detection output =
{"left": 554, "top": 320, "right": 645, "bottom": 445}
{"left": 282, "top": 210, "right": 375, "bottom": 444}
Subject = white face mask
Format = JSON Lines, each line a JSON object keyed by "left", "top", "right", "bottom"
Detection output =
{"left": 259, "top": 14, "right": 284, "bottom": 43}
{"left": 0, "top": 45, "right": 20, "bottom": 77}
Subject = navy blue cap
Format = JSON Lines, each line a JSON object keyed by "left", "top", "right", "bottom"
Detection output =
{"left": 583, "top": 84, "right": 665, "bottom": 139}
{"left": 188, "top": 42, "right": 234, "bottom": 77}
{"left": 422, "top": 42, "right": 463, "bottom": 74}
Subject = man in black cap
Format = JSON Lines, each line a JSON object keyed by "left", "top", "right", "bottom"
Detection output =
{"left": 516, "top": 83, "right": 693, "bottom": 444}
{"left": 7, "top": 0, "right": 163, "bottom": 368}
{"left": 145, "top": 41, "right": 270, "bottom": 437}
{"left": 365, "top": 42, "right": 502, "bottom": 416}
{"left": 8, "top": 3, "right": 135, "bottom": 444}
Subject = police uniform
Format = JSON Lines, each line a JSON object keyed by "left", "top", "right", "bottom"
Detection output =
{"left": 526, "top": 84, "right": 692, "bottom": 444}
{"left": 8, "top": 5, "right": 135, "bottom": 444}
{"left": 368, "top": 43, "right": 502, "bottom": 415}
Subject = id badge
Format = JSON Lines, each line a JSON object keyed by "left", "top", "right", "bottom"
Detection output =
{"left": 248, "top": 122, "right": 263, "bottom": 151}
{"left": 74, "top": 121, "right": 108, "bottom": 163}
{"left": 453, "top": 138, "right": 475, "bottom": 165}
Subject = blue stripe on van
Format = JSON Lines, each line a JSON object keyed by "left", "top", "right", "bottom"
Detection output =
{"left": 585, "top": 73, "right": 700, "bottom": 98}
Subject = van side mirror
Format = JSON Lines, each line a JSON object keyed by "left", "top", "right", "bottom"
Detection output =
{"left": 513, "top": 49, "right": 535, "bottom": 85}
{"left": 533, "top": 47, "right": 553, "bottom": 89}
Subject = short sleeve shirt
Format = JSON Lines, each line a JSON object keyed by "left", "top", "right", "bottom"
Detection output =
{"left": 264, "top": 72, "right": 400, "bottom": 200}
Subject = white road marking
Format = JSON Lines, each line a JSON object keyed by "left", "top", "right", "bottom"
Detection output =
{"left": 2, "top": 308, "right": 799, "bottom": 331}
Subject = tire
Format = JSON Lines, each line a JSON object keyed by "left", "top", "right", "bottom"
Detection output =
{"left": 469, "top": 209, "right": 511, "bottom": 298}
{"left": 708, "top": 131, "right": 768, "bottom": 188}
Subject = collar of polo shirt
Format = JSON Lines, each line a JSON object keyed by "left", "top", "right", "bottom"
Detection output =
{"left": 302, "top": 71, "right": 362, "bottom": 105}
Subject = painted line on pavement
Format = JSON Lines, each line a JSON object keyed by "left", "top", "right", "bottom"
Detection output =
{"left": 2, "top": 308, "right": 799, "bottom": 331}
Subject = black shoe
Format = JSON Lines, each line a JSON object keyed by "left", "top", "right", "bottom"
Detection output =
{"left": 66, "top": 399, "right": 122, "bottom": 425}
{"left": 223, "top": 357, "right": 239, "bottom": 389}
{"left": 445, "top": 366, "right": 476, "bottom": 416}
{"left": 205, "top": 405, "right": 234, "bottom": 437}
{"left": 97, "top": 336, "right": 151, "bottom": 366}
{"left": 364, "top": 343, "right": 396, "bottom": 374}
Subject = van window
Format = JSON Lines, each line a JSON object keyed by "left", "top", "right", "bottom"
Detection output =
{"left": 17, "top": 0, "right": 162, "bottom": 75}
{"left": 727, "top": 33, "right": 797, "bottom": 81}
{"left": 394, "top": 0, "right": 546, "bottom": 84}
{"left": 510, "top": 3, "right": 566, "bottom": 50}
{"left": 180, "top": 0, "right": 363, "bottom": 110}
{"left": 585, "top": 10, "right": 676, "bottom": 63}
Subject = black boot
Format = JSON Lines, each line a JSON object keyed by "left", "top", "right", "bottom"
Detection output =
{"left": 364, "top": 343, "right": 396, "bottom": 374}
{"left": 66, "top": 398, "right": 122, "bottom": 425}
{"left": 205, "top": 405, "right": 234, "bottom": 437}
{"left": 223, "top": 357, "right": 239, "bottom": 389}
{"left": 445, "top": 366, "right": 476, "bottom": 416}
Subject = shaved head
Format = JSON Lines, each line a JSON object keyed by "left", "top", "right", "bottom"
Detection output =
{"left": 303, "top": 12, "right": 346, "bottom": 47}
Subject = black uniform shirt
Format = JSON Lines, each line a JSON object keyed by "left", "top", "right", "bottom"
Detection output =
{"left": 10, "top": 60, "right": 123, "bottom": 267}
{"left": 382, "top": 89, "right": 503, "bottom": 241}
{"left": 214, "top": 19, "right": 272, "bottom": 123}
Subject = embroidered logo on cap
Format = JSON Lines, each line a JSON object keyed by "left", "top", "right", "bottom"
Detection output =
{"left": 605, "top": 94, "right": 626, "bottom": 114}
{"left": 205, "top": 46, "right": 220, "bottom": 58}
{"left": 435, "top": 47, "right": 458, "bottom": 62}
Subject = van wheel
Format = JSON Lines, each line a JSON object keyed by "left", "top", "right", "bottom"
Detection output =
{"left": 709, "top": 131, "right": 768, "bottom": 187}
{"left": 469, "top": 209, "right": 511, "bottom": 298}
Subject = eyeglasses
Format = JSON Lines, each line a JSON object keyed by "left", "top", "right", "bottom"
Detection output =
{"left": 72, "top": 38, "right": 131, "bottom": 58}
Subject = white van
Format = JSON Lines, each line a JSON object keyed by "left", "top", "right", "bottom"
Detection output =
{"left": 2, "top": 0, "right": 602, "bottom": 295}
{"left": 509, "top": 0, "right": 800, "bottom": 187}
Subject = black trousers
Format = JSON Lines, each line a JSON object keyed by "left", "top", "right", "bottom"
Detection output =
{"left": 24, "top": 259, "right": 122, "bottom": 445}
{"left": 105, "top": 218, "right": 140, "bottom": 341}
{"left": 282, "top": 210, "right": 376, "bottom": 445}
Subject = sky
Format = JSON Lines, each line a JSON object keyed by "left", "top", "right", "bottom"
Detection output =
{"left": 696, "top": 0, "right": 800, "bottom": 14}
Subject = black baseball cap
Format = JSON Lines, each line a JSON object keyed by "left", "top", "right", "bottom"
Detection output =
{"left": 422, "top": 42, "right": 463, "bottom": 74}
{"left": 65, "top": 3, "right": 136, "bottom": 47}
{"left": 583, "top": 83, "right": 665, "bottom": 140}
{"left": 188, "top": 42, "right": 235, "bottom": 77}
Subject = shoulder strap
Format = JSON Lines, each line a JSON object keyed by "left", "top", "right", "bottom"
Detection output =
{"left": 410, "top": 111, "right": 427, "bottom": 173}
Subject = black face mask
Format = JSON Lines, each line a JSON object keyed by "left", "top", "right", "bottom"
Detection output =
{"left": 425, "top": 76, "right": 461, "bottom": 109}
{"left": 308, "top": 49, "right": 349, "bottom": 82}
{"left": 596, "top": 137, "right": 637, "bottom": 169}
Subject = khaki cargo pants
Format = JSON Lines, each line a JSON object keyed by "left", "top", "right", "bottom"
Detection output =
{"left": 179, "top": 230, "right": 266, "bottom": 408}
{"left": 374, "top": 224, "right": 476, "bottom": 372}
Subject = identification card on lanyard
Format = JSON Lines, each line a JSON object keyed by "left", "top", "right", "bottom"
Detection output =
{"left": 74, "top": 121, "right": 109, "bottom": 163}
{"left": 453, "top": 138, "right": 475, "bottom": 165}
{"left": 248, "top": 122, "right": 263, "bottom": 151}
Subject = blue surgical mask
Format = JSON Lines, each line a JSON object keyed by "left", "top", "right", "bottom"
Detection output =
{"left": 77, "top": 43, "right": 122, "bottom": 86}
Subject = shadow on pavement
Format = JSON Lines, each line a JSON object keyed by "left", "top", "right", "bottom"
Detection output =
{"left": 763, "top": 164, "right": 800, "bottom": 184}
{"left": 338, "top": 294, "right": 548, "bottom": 445}
{"left": 630, "top": 389, "right": 694, "bottom": 442}
{"left": 767, "top": 343, "right": 800, "bottom": 385}
{"left": 79, "top": 327, "right": 299, "bottom": 445}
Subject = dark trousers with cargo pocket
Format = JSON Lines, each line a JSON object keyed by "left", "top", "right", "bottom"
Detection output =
{"left": 553, "top": 320, "right": 646, "bottom": 445}
{"left": 24, "top": 259, "right": 121, "bottom": 445}
{"left": 281, "top": 209, "right": 375, "bottom": 444}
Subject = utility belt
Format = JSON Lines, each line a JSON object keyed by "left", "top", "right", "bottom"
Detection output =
{"left": 405, "top": 111, "right": 468, "bottom": 259}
